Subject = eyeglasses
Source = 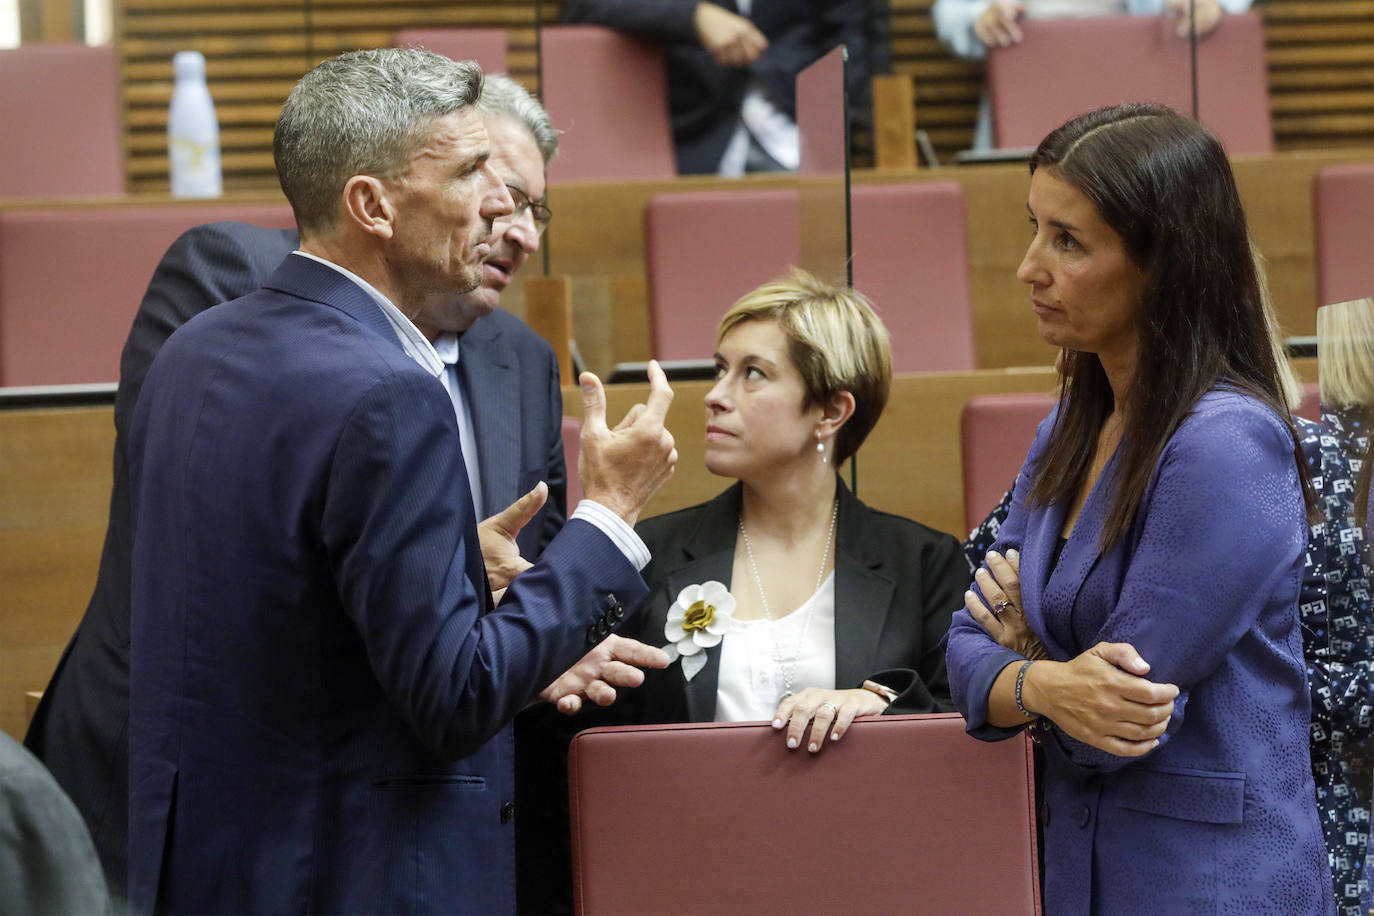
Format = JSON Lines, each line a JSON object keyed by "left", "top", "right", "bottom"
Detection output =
{"left": 506, "top": 184, "right": 552, "bottom": 235}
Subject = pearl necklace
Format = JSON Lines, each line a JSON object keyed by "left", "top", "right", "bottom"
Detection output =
{"left": 737, "top": 497, "right": 839, "bottom": 700}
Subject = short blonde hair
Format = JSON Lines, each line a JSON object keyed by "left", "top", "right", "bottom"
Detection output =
{"left": 1318, "top": 297, "right": 1374, "bottom": 409}
{"left": 717, "top": 268, "right": 892, "bottom": 465}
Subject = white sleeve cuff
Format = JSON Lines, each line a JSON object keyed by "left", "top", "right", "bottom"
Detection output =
{"left": 571, "top": 500, "right": 651, "bottom": 571}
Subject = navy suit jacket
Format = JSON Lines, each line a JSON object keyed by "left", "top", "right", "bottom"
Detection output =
{"left": 25, "top": 223, "right": 566, "bottom": 898}
{"left": 947, "top": 391, "right": 1332, "bottom": 914}
{"left": 125, "top": 253, "right": 625, "bottom": 914}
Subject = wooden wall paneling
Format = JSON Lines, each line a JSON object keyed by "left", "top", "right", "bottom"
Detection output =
{"left": 0, "top": 407, "right": 113, "bottom": 741}
{"left": 117, "top": 0, "right": 546, "bottom": 193}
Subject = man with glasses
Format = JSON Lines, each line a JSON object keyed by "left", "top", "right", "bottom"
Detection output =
{"left": 24, "top": 70, "right": 621, "bottom": 907}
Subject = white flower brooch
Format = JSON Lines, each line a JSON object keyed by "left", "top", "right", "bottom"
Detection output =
{"left": 662, "top": 581, "right": 735, "bottom": 681}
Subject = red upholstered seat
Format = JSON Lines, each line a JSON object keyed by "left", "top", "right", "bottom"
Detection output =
{"left": 390, "top": 28, "right": 507, "bottom": 73}
{"left": 0, "top": 204, "right": 294, "bottom": 386}
{"left": 643, "top": 182, "right": 976, "bottom": 371}
{"left": 851, "top": 182, "right": 976, "bottom": 372}
{"left": 1312, "top": 163, "right": 1374, "bottom": 307}
{"left": 643, "top": 187, "right": 799, "bottom": 362}
{"left": 570, "top": 715, "right": 1041, "bottom": 915}
{"left": 987, "top": 12, "right": 1272, "bottom": 155}
{"left": 0, "top": 44, "right": 123, "bottom": 201}
{"left": 539, "top": 26, "right": 676, "bottom": 181}
{"left": 960, "top": 392, "right": 1056, "bottom": 533}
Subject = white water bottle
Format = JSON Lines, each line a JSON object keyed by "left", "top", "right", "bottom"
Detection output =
{"left": 168, "top": 51, "right": 222, "bottom": 197}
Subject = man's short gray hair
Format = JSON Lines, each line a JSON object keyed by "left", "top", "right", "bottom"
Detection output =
{"left": 477, "top": 73, "right": 559, "bottom": 167}
{"left": 273, "top": 47, "right": 484, "bottom": 236}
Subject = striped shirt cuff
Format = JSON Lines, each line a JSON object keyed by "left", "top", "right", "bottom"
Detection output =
{"left": 571, "top": 500, "right": 651, "bottom": 571}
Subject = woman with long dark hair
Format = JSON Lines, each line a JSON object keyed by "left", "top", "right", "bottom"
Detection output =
{"left": 945, "top": 103, "right": 1332, "bottom": 912}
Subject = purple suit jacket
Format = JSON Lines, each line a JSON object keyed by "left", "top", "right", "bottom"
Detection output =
{"left": 947, "top": 390, "right": 1333, "bottom": 914}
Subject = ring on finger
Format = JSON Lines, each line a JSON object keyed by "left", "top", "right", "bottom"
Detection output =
{"left": 992, "top": 598, "right": 1013, "bottom": 617}
{"left": 819, "top": 702, "right": 838, "bottom": 715}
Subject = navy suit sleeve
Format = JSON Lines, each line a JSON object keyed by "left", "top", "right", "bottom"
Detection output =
{"left": 322, "top": 372, "right": 647, "bottom": 759}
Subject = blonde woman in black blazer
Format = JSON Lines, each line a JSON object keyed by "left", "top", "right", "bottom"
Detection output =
{"left": 608, "top": 268, "right": 966, "bottom": 749}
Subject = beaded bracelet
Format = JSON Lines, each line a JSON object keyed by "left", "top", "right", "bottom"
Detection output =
{"left": 1014, "top": 659, "right": 1039, "bottom": 720}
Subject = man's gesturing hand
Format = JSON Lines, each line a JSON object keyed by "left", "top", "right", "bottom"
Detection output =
{"left": 577, "top": 360, "right": 677, "bottom": 527}
{"left": 478, "top": 482, "right": 546, "bottom": 594}
{"left": 539, "top": 635, "right": 671, "bottom": 714}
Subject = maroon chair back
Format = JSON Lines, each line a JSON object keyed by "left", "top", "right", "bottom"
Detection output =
{"left": 0, "top": 204, "right": 294, "bottom": 386}
{"left": 561, "top": 415, "right": 583, "bottom": 507}
{"left": 390, "top": 28, "right": 507, "bottom": 73}
{"left": 643, "top": 183, "right": 976, "bottom": 370}
{"left": 0, "top": 44, "right": 123, "bottom": 201}
{"left": 851, "top": 182, "right": 976, "bottom": 372}
{"left": 570, "top": 715, "right": 1040, "bottom": 916}
{"left": 540, "top": 26, "right": 676, "bottom": 181}
{"left": 1313, "top": 163, "right": 1374, "bottom": 307}
{"left": 643, "top": 187, "right": 799, "bottom": 362}
{"left": 987, "top": 12, "right": 1272, "bottom": 154}
{"left": 960, "top": 392, "right": 1056, "bottom": 533}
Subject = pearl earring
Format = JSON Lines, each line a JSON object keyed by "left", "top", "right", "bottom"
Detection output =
{"left": 817, "top": 434, "right": 827, "bottom": 464}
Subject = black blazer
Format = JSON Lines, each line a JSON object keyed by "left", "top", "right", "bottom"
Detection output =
{"left": 619, "top": 478, "right": 967, "bottom": 722}
{"left": 560, "top": 0, "right": 873, "bottom": 175}
{"left": 24, "top": 221, "right": 567, "bottom": 897}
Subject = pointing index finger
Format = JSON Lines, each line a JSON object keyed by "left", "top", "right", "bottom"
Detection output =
{"left": 641, "top": 360, "right": 675, "bottom": 423}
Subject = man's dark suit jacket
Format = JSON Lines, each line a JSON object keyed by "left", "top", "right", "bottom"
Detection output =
{"left": 560, "top": 0, "right": 872, "bottom": 175}
{"left": 124, "top": 253, "right": 640, "bottom": 913}
{"left": 24, "top": 222, "right": 567, "bottom": 897}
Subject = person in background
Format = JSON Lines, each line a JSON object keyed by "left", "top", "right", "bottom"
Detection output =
{"left": 947, "top": 103, "right": 1331, "bottom": 912}
{"left": 560, "top": 1, "right": 873, "bottom": 175}
{"left": 931, "top": 0, "right": 1253, "bottom": 149}
{"left": 1306, "top": 296, "right": 1374, "bottom": 914}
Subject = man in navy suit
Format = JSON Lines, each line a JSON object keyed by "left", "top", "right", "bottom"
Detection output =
{"left": 123, "top": 48, "right": 677, "bottom": 913}
{"left": 25, "top": 74, "right": 596, "bottom": 902}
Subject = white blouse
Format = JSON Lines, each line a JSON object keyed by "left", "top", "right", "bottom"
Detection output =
{"left": 714, "top": 572, "right": 837, "bottom": 723}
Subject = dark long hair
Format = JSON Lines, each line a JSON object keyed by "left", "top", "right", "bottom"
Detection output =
{"left": 1024, "top": 103, "right": 1312, "bottom": 547}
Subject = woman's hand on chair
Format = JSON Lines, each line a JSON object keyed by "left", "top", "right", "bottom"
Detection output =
{"left": 772, "top": 687, "right": 889, "bottom": 754}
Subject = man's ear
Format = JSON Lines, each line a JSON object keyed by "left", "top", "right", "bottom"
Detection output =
{"left": 341, "top": 175, "right": 396, "bottom": 240}
{"left": 817, "top": 390, "right": 856, "bottom": 440}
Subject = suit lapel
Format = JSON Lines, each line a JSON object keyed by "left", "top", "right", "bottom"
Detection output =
{"left": 657, "top": 486, "right": 743, "bottom": 722}
{"left": 457, "top": 317, "right": 521, "bottom": 517}
{"left": 1037, "top": 451, "right": 1116, "bottom": 659}
{"left": 831, "top": 481, "right": 895, "bottom": 689}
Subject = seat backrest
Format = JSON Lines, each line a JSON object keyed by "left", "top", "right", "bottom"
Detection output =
{"left": 0, "top": 44, "right": 123, "bottom": 201}
{"left": 561, "top": 415, "right": 583, "bottom": 508}
{"left": 0, "top": 203, "right": 294, "bottom": 386}
{"left": 987, "top": 12, "right": 1272, "bottom": 155}
{"left": 960, "top": 392, "right": 1056, "bottom": 533}
{"left": 539, "top": 26, "right": 676, "bottom": 181}
{"left": 1312, "top": 163, "right": 1374, "bottom": 307}
{"left": 851, "top": 182, "right": 976, "bottom": 372}
{"left": 570, "top": 715, "right": 1040, "bottom": 915}
{"left": 643, "top": 187, "right": 800, "bottom": 362}
{"left": 390, "top": 28, "right": 507, "bottom": 73}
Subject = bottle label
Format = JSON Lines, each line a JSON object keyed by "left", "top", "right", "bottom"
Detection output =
{"left": 170, "top": 137, "right": 222, "bottom": 197}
